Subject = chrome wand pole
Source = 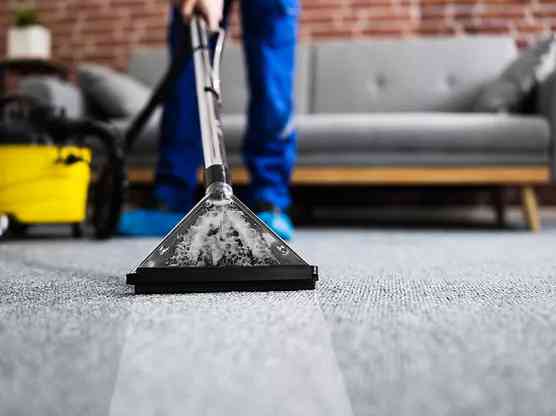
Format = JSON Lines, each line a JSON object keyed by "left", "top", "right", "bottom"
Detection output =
{"left": 190, "top": 16, "right": 231, "bottom": 194}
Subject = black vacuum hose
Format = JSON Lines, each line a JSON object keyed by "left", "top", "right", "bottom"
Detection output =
{"left": 41, "top": 117, "right": 128, "bottom": 239}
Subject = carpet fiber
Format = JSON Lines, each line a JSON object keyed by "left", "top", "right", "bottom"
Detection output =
{"left": 1, "top": 223, "right": 556, "bottom": 415}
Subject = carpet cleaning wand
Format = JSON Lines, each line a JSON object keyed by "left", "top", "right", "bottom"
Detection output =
{"left": 126, "top": 15, "right": 318, "bottom": 293}
{"left": 192, "top": 17, "right": 232, "bottom": 207}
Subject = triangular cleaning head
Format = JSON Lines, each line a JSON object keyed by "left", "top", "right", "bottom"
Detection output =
{"left": 126, "top": 16, "right": 317, "bottom": 293}
{"left": 127, "top": 195, "right": 318, "bottom": 293}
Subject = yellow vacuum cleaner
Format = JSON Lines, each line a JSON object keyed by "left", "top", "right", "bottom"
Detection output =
{"left": 0, "top": 145, "right": 91, "bottom": 236}
{"left": 0, "top": 95, "right": 126, "bottom": 239}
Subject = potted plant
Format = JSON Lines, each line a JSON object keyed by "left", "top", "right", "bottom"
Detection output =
{"left": 7, "top": 6, "right": 51, "bottom": 59}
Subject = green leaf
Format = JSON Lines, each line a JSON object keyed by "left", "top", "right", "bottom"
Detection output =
{"left": 13, "top": 7, "right": 40, "bottom": 28}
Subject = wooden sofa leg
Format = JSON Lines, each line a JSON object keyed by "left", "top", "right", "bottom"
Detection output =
{"left": 493, "top": 187, "right": 507, "bottom": 228}
{"left": 521, "top": 186, "right": 541, "bottom": 232}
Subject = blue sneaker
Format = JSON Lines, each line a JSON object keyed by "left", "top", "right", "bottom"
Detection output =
{"left": 256, "top": 209, "right": 294, "bottom": 241}
{"left": 118, "top": 209, "right": 184, "bottom": 237}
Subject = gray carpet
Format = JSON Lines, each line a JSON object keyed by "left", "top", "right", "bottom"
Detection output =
{"left": 1, "top": 223, "right": 556, "bottom": 416}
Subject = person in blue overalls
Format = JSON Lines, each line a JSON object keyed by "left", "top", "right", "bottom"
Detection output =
{"left": 118, "top": 0, "right": 298, "bottom": 240}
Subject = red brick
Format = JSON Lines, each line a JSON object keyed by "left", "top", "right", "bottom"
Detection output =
{"left": 0, "top": 0, "right": 551, "bottom": 69}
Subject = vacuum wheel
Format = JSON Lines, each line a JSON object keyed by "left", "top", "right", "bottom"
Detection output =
{"left": 0, "top": 215, "right": 28, "bottom": 239}
{"left": 0, "top": 214, "right": 9, "bottom": 239}
{"left": 71, "top": 223, "right": 83, "bottom": 238}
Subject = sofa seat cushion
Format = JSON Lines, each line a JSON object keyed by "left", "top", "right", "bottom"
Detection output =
{"left": 294, "top": 113, "right": 550, "bottom": 153}
{"left": 213, "top": 113, "right": 550, "bottom": 154}
{"left": 120, "top": 113, "right": 551, "bottom": 168}
{"left": 111, "top": 113, "right": 243, "bottom": 155}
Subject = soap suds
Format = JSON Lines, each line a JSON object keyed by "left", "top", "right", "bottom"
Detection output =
{"left": 168, "top": 200, "right": 278, "bottom": 267}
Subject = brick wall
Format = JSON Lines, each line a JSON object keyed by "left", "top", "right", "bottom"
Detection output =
{"left": 0, "top": 0, "right": 555, "bottom": 70}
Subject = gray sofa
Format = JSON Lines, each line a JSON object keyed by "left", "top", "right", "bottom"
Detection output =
{"left": 21, "top": 36, "right": 556, "bottom": 230}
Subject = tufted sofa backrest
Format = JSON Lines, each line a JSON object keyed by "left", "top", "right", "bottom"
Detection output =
{"left": 311, "top": 37, "right": 517, "bottom": 113}
{"left": 129, "top": 36, "right": 518, "bottom": 115}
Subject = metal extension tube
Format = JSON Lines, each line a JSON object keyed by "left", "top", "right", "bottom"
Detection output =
{"left": 190, "top": 17, "right": 231, "bottom": 196}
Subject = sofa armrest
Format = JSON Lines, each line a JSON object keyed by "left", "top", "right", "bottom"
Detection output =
{"left": 17, "top": 76, "right": 86, "bottom": 119}
{"left": 537, "top": 71, "right": 556, "bottom": 182}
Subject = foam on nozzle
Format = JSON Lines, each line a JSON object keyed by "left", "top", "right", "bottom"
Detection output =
{"left": 168, "top": 199, "right": 278, "bottom": 267}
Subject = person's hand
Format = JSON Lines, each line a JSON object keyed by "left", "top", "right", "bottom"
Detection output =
{"left": 179, "top": 0, "right": 223, "bottom": 32}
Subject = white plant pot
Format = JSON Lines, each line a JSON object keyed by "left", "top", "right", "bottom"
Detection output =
{"left": 7, "top": 25, "right": 51, "bottom": 59}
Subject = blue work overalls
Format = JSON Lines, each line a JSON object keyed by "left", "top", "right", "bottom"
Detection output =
{"left": 154, "top": 0, "right": 299, "bottom": 213}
